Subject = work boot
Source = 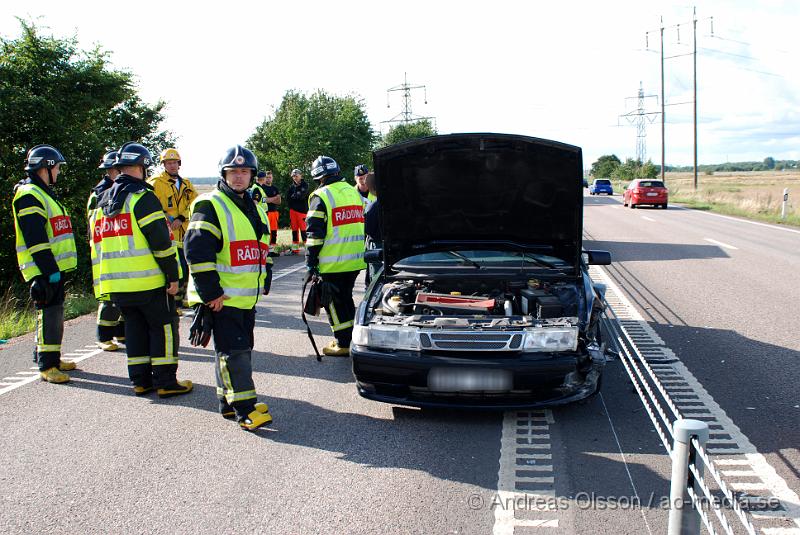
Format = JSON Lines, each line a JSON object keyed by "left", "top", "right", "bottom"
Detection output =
{"left": 157, "top": 379, "right": 193, "bottom": 398}
{"left": 219, "top": 400, "right": 235, "bottom": 419}
{"left": 97, "top": 340, "right": 119, "bottom": 351}
{"left": 322, "top": 340, "right": 350, "bottom": 357}
{"left": 114, "top": 337, "right": 126, "bottom": 345}
{"left": 58, "top": 360, "right": 77, "bottom": 371}
{"left": 40, "top": 367, "right": 70, "bottom": 384}
{"left": 239, "top": 402, "right": 272, "bottom": 431}
{"left": 133, "top": 385, "right": 154, "bottom": 396}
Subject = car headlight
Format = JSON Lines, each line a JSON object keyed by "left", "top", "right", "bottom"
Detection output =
{"left": 352, "top": 324, "right": 420, "bottom": 351}
{"left": 523, "top": 327, "right": 578, "bottom": 352}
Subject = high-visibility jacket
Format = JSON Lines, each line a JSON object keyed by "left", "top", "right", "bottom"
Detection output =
{"left": 307, "top": 181, "right": 366, "bottom": 273}
{"left": 13, "top": 183, "right": 77, "bottom": 282}
{"left": 95, "top": 190, "right": 177, "bottom": 295}
{"left": 186, "top": 189, "right": 272, "bottom": 310}
{"left": 146, "top": 171, "right": 197, "bottom": 244}
{"left": 354, "top": 185, "right": 376, "bottom": 209}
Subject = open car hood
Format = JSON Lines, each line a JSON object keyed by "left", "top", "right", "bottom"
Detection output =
{"left": 373, "top": 133, "right": 584, "bottom": 273}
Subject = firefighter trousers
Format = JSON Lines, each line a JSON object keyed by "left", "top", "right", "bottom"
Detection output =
{"left": 117, "top": 290, "right": 179, "bottom": 389}
{"left": 96, "top": 300, "right": 125, "bottom": 343}
{"left": 212, "top": 306, "right": 258, "bottom": 418}
{"left": 321, "top": 270, "right": 359, "bottom": 346}
{"left": 33, "top": 279, "right": 65, "bottom": 371}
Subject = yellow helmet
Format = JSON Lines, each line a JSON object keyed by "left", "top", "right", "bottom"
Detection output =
{"left": 160, "top": 148, "right": 181, "bottom": 163}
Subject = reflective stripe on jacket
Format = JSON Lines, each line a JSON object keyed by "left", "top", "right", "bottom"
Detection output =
{"left": 308, "top": 181, "right": 366, "bottom": 273}
{"left": 13, "top": 184, "right": 78, "bottom": 282}
{"left": 186, "top": 189, "right": 272, "bottom": 310}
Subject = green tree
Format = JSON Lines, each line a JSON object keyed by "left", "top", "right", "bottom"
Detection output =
{"left": 590, "top": 154, "right": 621, "bottom": 178}
{"left": 248, "top": 90, "right": 377, "bottom": 221}
{"left": 763, "top": 156, "right": 775, "bottom": 170}
{"left": 381, "top": 119, "right": 437, "bottom": 146}
{"left": 0, "top": 20, "right": 174, "bottom": 285}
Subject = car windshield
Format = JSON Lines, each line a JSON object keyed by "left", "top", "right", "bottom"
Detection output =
{"left": 595, "top": 180, "right": 611, "bottom": 185}
{"left": 638, "top": 181, "right": 664, "bottom": 187}
{"left": 395, "top": 250, "right": 570, "bottom": 270}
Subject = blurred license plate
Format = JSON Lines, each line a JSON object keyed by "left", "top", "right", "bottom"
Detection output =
{"left": 428, "top": 368, "right": 512, "bottom": 392}
{"left": 646, "top": 192, "right": 658, "bottom": 196}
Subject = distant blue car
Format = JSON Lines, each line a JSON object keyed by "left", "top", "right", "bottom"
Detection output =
{"left": 589, "top": 179, "right": 613, "bottom": 195}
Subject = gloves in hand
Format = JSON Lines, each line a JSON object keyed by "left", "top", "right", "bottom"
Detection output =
{"left": 304, "top": 264, "right": 319, "bottom": 284}
{"left": 188, "top": 304, "right": 214, "bottom": 347}
{"left": 263, "top": 268, "right": 273, "bottom": 296}
{"left": 30, "top": 276, "right": 55, "bottom": 307}
{"left": 48, "top": 272, "right": 61, "bottom": 284}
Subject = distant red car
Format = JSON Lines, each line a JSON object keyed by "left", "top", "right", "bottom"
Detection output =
{"left": 623, "top": 179, "right": 668, "bottom": 209}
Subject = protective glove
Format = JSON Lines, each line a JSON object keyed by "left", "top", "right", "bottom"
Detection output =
{"left": 48, "top": 272, "right": 61, "bottom": 284}
{"left": 263, "top": 268, "right": 273, "bottom": 296}
{"left": 30, "top": 276, "right": 55, "bottom": 307}
{"left": 188, "top": 304, "right": 214, "bottom": 347}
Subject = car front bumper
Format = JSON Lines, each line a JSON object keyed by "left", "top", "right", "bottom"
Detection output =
{"left": 351, "top": 346, "right": 605, "bottom": 410}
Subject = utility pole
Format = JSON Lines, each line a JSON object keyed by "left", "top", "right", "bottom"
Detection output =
{"left": 661, "top": 17, "right": 665, "bottom": 183}
{"left": 382, "top": 72, "right": 434, "bottom": 127}
{"left": 693, "top": 6, "right": 698, "bottom": 190}
{"left": 619, "top": 83, "right": 659, "bottom": 173}
{"left": 645, "top": 7, "right": 712, "bottom": 190}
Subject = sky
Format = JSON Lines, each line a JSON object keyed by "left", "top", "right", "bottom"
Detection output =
{"left": 3, "top": 0, "right": 799, "bottom": 177}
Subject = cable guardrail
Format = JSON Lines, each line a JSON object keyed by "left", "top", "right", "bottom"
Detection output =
{"left": 599, "top": 294, "right": 759, "bottom": 535}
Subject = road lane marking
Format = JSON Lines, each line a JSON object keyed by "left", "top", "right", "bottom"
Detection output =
{"left": 591, "top": 265, "right": 800, "bottom": 531}
{"left": 677, "top": 206, "right": 800, "bottom": 235}
{"left": 641, "top": 216, "right": 656, "bottom": 222}
{"left": 704, "top": 237, "right": 739, "bottom": 250}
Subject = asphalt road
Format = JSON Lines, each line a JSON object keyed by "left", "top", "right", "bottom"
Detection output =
{"left": 583, "top": 193, "right": 800, "bottom": 498}
{"left": 0, "top": 193, "right": 797, "bottom": 534}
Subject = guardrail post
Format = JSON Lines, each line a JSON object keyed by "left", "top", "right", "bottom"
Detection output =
{"left": 668, "top": 418, "right": 710, "bottom": 535}
{"left": 782, "top": 188, "right": 789, "bottom": 220}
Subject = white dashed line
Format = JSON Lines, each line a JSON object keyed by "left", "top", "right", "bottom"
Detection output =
{"left": 641, "top": 216, "right": 656, "bottom": 222}
{"left": 704, "top": 237, "right": 739, "bottom": 250}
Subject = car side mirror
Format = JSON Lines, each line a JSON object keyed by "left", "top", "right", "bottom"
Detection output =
{"left": 585, "top": 250, "right": 611, "bottom": 265}
{"left": 364, "top": 249, "right": 383, "bottom": 265}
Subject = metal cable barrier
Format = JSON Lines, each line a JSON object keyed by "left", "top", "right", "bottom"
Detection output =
{"left": 601, "top": 301, "right": 758, "bottom": 535}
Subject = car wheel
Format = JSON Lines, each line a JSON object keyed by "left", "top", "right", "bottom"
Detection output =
{"left": 662, "top": 203, "right": 668, "bottom": 209}
{"left": 631, "top": 203, "right": 637, "bottom": 209}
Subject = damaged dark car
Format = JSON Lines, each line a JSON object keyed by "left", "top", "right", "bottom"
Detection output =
{"left": 351, "top": 133, "right": 611, "bottom": 409}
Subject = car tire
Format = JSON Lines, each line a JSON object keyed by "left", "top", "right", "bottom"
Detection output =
{"left": 662, "top": 203, "right": 668, "bottom": 209}
{"left": 631, "top": 203, "right": 637, "bottom": 209}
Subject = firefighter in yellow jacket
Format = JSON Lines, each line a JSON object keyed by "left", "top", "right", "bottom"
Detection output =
{"left": 12, "top": 145, "right": 78, "bottom": 383}
{"left": 185, "top": 145, "right": 273, "bottom": 430}
{"left": 305, "top": 155, "right": 366, "bottom": 356}
{"left": 147, "top": 148, "right": 197, "bottom": 308}
{"left": 95, "top": 142, "right": 192, "bottom": 397}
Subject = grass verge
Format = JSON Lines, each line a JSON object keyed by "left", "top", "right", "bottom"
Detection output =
{"left": 0, "top": 286, "right": 98, "bottom": 341}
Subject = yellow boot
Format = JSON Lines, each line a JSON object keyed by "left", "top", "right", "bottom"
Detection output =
{"left": 157, "top": 380, "right": 193, "bottom": 398}
{"left": 58, "top": 360, "right": 77, "bottom": 371}
{"left": 239, "top": 402, "right": 272, "bottom": 431}
{"left": 97, "top": 340, "right": 119, "bottom": 351}
{"left": 322, "top": 340, "right": 350, "bottom": 357}
{"left": 40, "top": 367, "right": 70, "bottom": 384}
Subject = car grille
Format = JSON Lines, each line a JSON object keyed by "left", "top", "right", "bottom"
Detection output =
{"left": 419, "top": 331, "right": 523, "bottom": 352}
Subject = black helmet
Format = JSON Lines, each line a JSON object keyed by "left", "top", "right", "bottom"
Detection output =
{"left": 218, "top": 145, "right": 258, "bottom": 178}
{"left": 24, "top": 144, "right": 66, "bottom": 172}
{"left": 311, "top": 155, "right": 340, "bottom": 182}
{"left": 114, "top": 142, "right": 153, "bottom": 168}
{"left": 98, "top": 151, "right": 118, "bottom": 169}
{"left": 354, "top": 164, "right": 369, "bottom": 177}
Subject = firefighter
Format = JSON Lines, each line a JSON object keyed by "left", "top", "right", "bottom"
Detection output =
{"left": 249, "top": 170, "right": 281, "bottom": 253}
{"left": 305, "top": 155, "right": 366, "bottom": 356}
{"left": 87, "top": 151, "right": 126, "bottom": 351}
{"left": 95, "top": 142, "right": 192, "bottom": 397}
{"left": 147, "top": 147, "right": 197, "bottom": 309}
{"left": 353, "top": 164, "right": 376, "bottom": 209}
{"left": 185, "top": 145, "right": 273, "bottom": 430}
{"left": 286, "top": 168, "right": 309, "bottom": 254}
{"left": 12, "top": 144, "right": 78, "bottom": 383}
